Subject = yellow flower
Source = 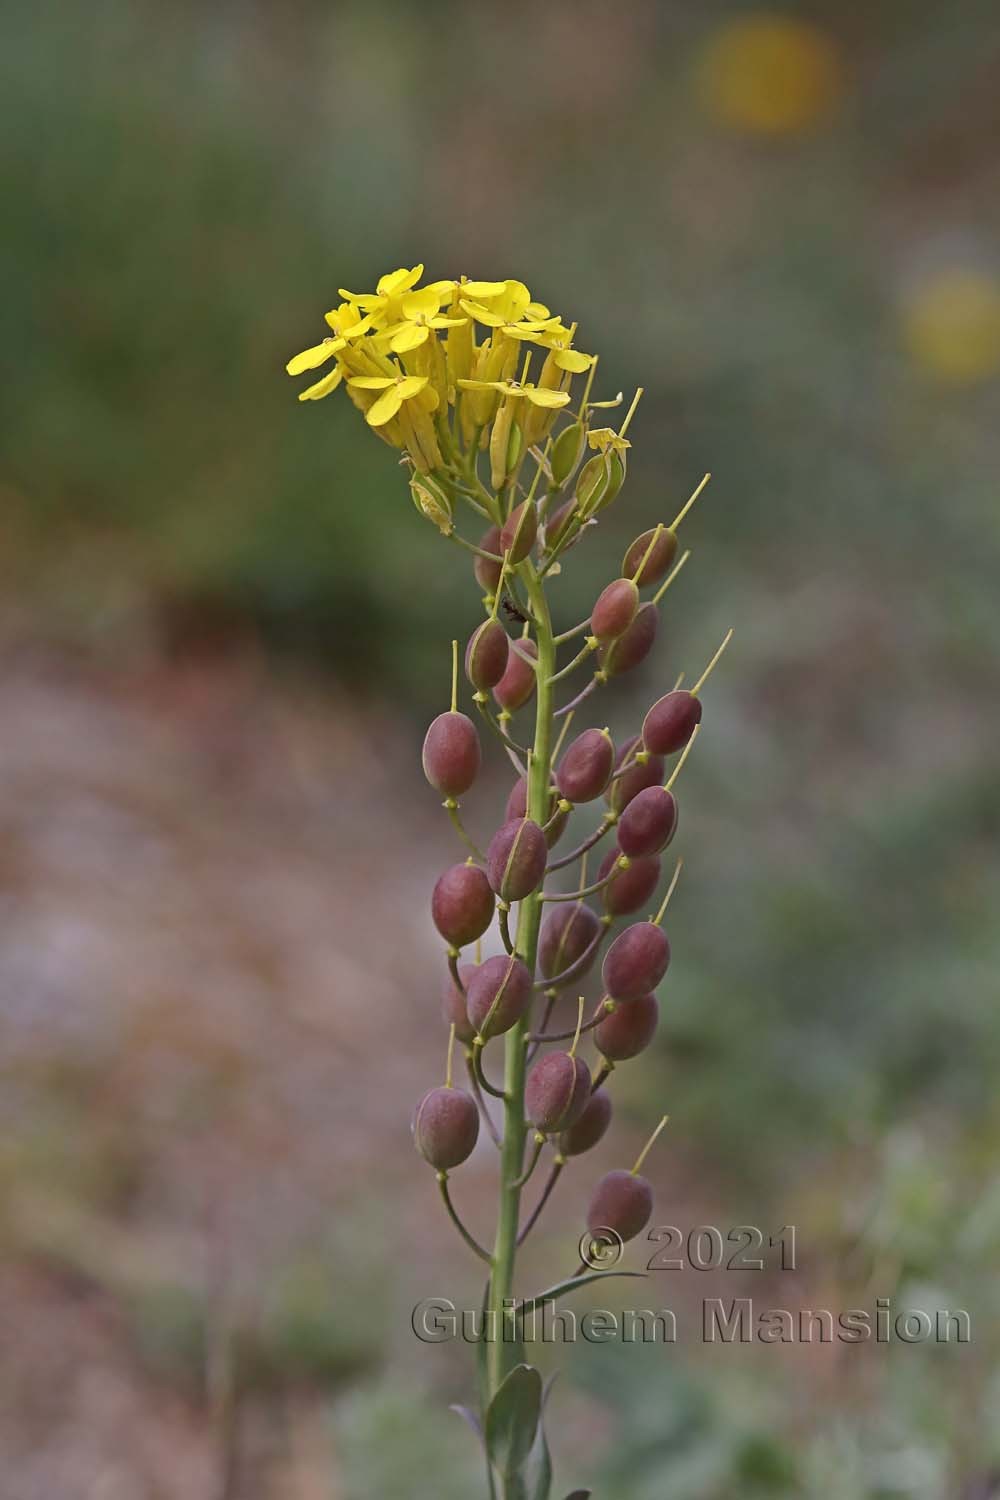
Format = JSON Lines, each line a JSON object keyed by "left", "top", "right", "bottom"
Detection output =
{"left": 587, "top": 427, "right": 631, "bottom": 454}
{"left": 381, "top": 286, "right": 469, "bottom": 354}
{"left": 348, "top": 370, "right": 431, "bottom": 427}
{"left": 337, "top": 264, "right": 431, "bottom": 329}
{"left": 457, "top": 378, "right": 570, "bottom": 410}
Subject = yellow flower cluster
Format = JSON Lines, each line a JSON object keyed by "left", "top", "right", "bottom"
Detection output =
{"left": 285, "top": 266, "right": 595, "bottom": 481}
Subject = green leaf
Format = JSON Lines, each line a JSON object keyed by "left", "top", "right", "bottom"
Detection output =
{"left": 485, "top": 1363, "right": 543, "bottom": 1481}
{"left": 521, "top": 1412, "right": 552, "bottom": 1500}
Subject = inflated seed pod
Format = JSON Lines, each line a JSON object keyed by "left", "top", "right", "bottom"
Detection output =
{"left": 422, "top": 712, "right": 481, "bottom": 798}
{"left": 431, "top": 863, "right": 496, "bottom": 947}
{"left": 586, "top": 1168, "right": 653, "bottom": 1242}
{"left": 544, "top": 497, "right": 579, "bottom": 551}
{"left": 590, "top": 578, "right": 639, "bottom": 643}
{"left": 642, "top": 690, "right": 702, "bottom": 756}
{"left": 598, "top": 846, "right": 661, "bottom": 917}
{"left": 525, "top": 1051, "right": 591, "bottom": 1134}
{"left": 474, "top": 524, "right": 504, "bottom": 593}
{"left": 617, "top": 786, "right": 678, "bottom": 858}
{"left": 602, "top": 921, "right": 670, "bottom": 1002}
{"left": 505, "top": 775, "right": 569, "bottom": 848}
{"left": 595, "top": 993, "right": 659, "bottom": 1061}
{"left": 465, "top": 619, "right": 510, "bottom": 691}
{"left": 622, "top": 527, "right": 679, "bottom": 588}
{"left": 537, "top": 901, "right": 602, "bottom": 984}
{"left": 441, "top": 962, "right": 478, "bottom": 1046}
{"left": 599, "top": 602, "right": 658, "bottom": 678}
{"left": 559, "top": 1087, "right": 612, "bottom": 1157}
{"left": 413, "top": 1086, "right": 480, "bottom": 1169}
{"left": 500, "top": 500, "right": 538, "bottom": 563}
{"left": 466, "top": 954, "right": 532, "bottom": 1039}
{"left": 486, "top": 818, "right": 547, "bottom": 902}
{"left": 494, "top": 638, "right": 538, "bottom": 713}
{"left": 606, "top": 736, "right": 665, "bottom": 815}
{"left": 556, "top": 728, "right": 615, "bottom": 803}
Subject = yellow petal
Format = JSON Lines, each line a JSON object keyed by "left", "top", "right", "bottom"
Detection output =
{"left": 377, "top": 264, "right": 424, "bottom": 296}
{"left": 400, "top": 287, "right": 440, "bottom": 320}
{"left": 525, "top": 301, "right": 551, "bottom": 320}
{"left": 461, "top": 300, "right": 506, "bottom": 327}
{"left": 461, "top": 279, "right": 507, "bottom": 298}
{"left": 457, "top": 378, "right": 507, "bottom": 392}
{"left": 348, "top": 375, "right": 394, "bottom": 389}
{"left": 367, "top": 386, "right": 404, "bottom": 426}
{"left": 554, "top": 349, "right": 594, "bottom": 372}
{"left": 285, "top": 338, "right": 343, "bottom": 376}
{"left": 396, "top": 375, "right": 429, "bottom": 401}
{"left": 523, "top": 387, "right": 570, "bottom": 408}
{"left": 389, "top": 322, "right": 430, "bottom": 353}
{"left": 298, "top": 366, "right": 344, "bottom": 401}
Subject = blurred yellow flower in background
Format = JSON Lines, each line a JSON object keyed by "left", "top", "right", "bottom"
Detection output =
{"left": 697, "top": 13, "right": 842, "bottom": 135}
{"left": 902, "top": 268, "right": 1000, "bottom": 384}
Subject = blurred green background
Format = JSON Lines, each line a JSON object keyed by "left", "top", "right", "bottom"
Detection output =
{"left": 2, "top": 2, "right": 999, "bottom": 1497}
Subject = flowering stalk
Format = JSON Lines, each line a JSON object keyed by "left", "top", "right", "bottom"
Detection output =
{"left": 286, "top": 266, "right": 731, "bottom": 1500}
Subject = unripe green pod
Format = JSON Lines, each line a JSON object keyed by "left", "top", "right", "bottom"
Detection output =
{"left": 538, "top": 901, "right": 602, "bottom": 984}
{"left": 642, "top": 690, "right": 702, "bottom": 755}
{"left": 617, "top": 787, "right": 678, "bottom": 858}
{"left": 576, "top": 452, "right": 610, "bottom": 512}
{"left": 622, "top": 527, "right": 679, "bottom": 587}
{"left": 544, "top": 497, "right": 579, "bottom": 551}
{"left": 506, "top": 775, "right": 569, "bottom": 848}
{"left": 559, "top": 1087, "right": 612, "bottom": 1156}
{"left": 465, "top": 619, "right": 510, "bottom": 691}
{"left": 598, "top": 846, "right": 661, "bottom": 916}
{"left": 525, "top": 1051, "right": 591, "bottom": 1134}
{"left": 474, "top": 524, "right": 504, "bottom": 592}
{"left": 431, "top": 863, "right": 496, "bottom": 947}
{"left": 590, "top": 578, "right": 639, "bottom": 643}
{"left": 466, "top": 954, "right": 532, "bottom": 1039}
{"left": 586, "top": 1168, "right": 653, "bottom": 1242}
{"left": 556, "top": 728, "right": 615, "bottom": 803}
{"left": 597, "top": 449, "right": 626, "bottom": 510}
{"left": 602, "top": 922, "right": 670, "bottom": 1002}
{"left": 422, "top": 711, "right": 481, "bottom": 797}
{"left": 595, "top": 993, "right": 659, "bottom": 1061}
{"left": 486, "top": 818, "right": 547, "bottom": 901}
{"left": 606, "top": 736, "right": 665, "bottom": 815}
{"left": 599, "top": 602, "right": 658, "bottom": 678}
{"left": 442, "top": 962, "right": 478, "bottom": 1047}
{"left": 500, "top": 500, "right": 538, "bottom": 563}
{"left": 493, "top": 638, "right": 538, "bottom": 712}
{"left": 550, "top": 421, "right": 585, "bottom": 486}
{"left": 413, "top": 1086, "right": 480, "bottom": 1169}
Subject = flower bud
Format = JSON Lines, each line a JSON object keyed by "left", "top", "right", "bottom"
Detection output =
{"left": 602, "top": 922, "right": 670, "bottom": 1001}
{"left": 465, "top": 619, "right": 510, "bottom": 691}
{"left": 606, "top": 737, "right": 665, "bottom": 815}
{"left": 493, "top": 638, "right": 538, "bottom": 712}
{"left": 599, "top": 602, "right": 658, "bottom": 678}
{"left": 550, "top": 421, "right": 585, "bottom": 486}
{"left": 466, "top": 954, "right": 532, "bottom": 1039}
{"left": 525, "top": 1051, "right": 591, "bottom": 1134}
{"left": 413, "top": 1086, "right": 479, "bottom": 1169}
{"left": 431, "top": 864, "right": 496, "bottom": 947}
{"left": 586, "top": 1168, "right": 653, "bottom": 1242}
{"left": 486, "top": 818, "right": 547, "bottom": 902}
{"left": 598, "top": 847, "right": 661, "bottom": 917}
{"left": 556, "top": 728, "right": 615, "bottom": 803}
{"left": 622, "top": 527, "right": 679, "bottom": 587}
{"left": 474, "top": 525, "right": 504, "bottom": 593}
{"left": 642, "top": 690, "right": 702, "bottom": 755}
{"left": 617, "top": 787, "right": 678, "bottom": 858}
{"left": 442, "top": 963, "right": 478, "bottom": 1046}
{"left": 559, "top": 1088, "right": 612, "bottom": 1156}
{"left": 422, "top": 711, "right": 481, "bottom": 797}
{"left": 595, "top": 993, "right": 658, "bottom": 1061}
{"left": 590, "top": 578, "right": 639, "bottom": 643}
{"left": 538, "top": 902, "right": 602, "bottom": 984}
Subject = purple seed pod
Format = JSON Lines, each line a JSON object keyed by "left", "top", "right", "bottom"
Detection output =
{"left": 494, "top": 638, "right": 538, "bottom": 713}
{"left": 617, "top": 786, "right": 678, "bottom": 858}
{"left": 595, "top": 993, "right": 659, "bottom": 1061}
{"left": 556, "top": 728, "right": 615, "bottom": 804}
{"left": 559, "top": 1087, "right": 612, "bottom": 1157}
{"left": 602, "top": 922, "right": 670, "bottom": 1002}
{"left": 500, "top": 500, "right": 538, "bottom": 563}
{"left": 422, "top": 711, "right": 482, "bottom": 798}
{"left": 466, "top": 954, "right": 533, "bottom": 1039}
{"left": 622, "top": 527, "right": 679, "bottom": 588}
{"left": 442, "top": 963, "right": 478, "bottom": 1046}
{"left": 413, "top": 1086, "right": 480, "bottom": 1169}
{"left": 598, "top": 846, "right": 661, "bottom": 917}
{"left": 474, "top": 524, "right": 504, "bottom": 592}
{"left": 586, "top": 1168, "right": 653, "bottom": 1242}
{"left": 599, "top": 602, "right": 658, "bottom": 678}
{"left": 606, "top": 736, "right": 665, "bottom": 815}
{"left": 431, "top": 863, "right": 496, "bottom": 947}
{"left": 642, "top": 690, "right": 702, "bottom": 756}
{"left": 590, "top": 578, "right": 639, "bottom": 643}
{"left": 525, "top": 1051, "right": 591, "bottom": 1134}
{"left": 544, "top": 496, "right": 582, "bottom": 552}
{"left": 486, "top": 818, "right": 547, "bottom": 902}
{"left": 465, "top": 619, "right": 510, "bottom": 691}
{"left": 538, "top": 902, "right": 602, "bottom": 984}
{"left": 506, "top": 776, "right": 568, "bottom": 847}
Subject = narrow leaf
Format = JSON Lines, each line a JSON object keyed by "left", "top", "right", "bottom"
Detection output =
{"left": 485, "top": 1363, "right": 543, "bottom": 1478}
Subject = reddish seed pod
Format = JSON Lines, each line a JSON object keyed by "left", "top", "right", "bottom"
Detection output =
{"left": 422, "top": 711, "right": 481, "bottom": 798}
{"left": 556, "top": 728, "right": 615, "bottom": 804}
{"left": 559, "top": 1088, "right": 612, "bottom": 1157}
{"left": 586, "top": 1168, "right": 654, "bottom": 1242}
{"left": 606, "top": 736, "right": 665, "bottom": 815}
{"left": 538, "top": 902, "right": 602, "bottom": 984}
{"left": 598, "top": 846, "right": 661, "bottom": 917}
{"left": 506, "top": 775, "right": 569, "bottom": 848}
{"left": 595, "top": 993, "right": 659, "bottom": 1061}
{"left": 545, "top": 496, "right": 579, "bottom": 551}
{"left": 465, "top": 619, "right": 510, "bottom": 691}
{"left": 413, "top": 1086, "right": 480, "bottom": 1169}
{"left": 617, "top": 786, "right": 678, "bottom": 858}
{"left": 525, "top": 1051, "right": 591, "bottom": 1134}
{"left": 642, "top": 690, "right": 702, "bottom": 756}
{"left": 500, "top": 500, "right": 538, "bottom": 563}
{"left": 431, "top": 864, "right": 496, "bottom": 947}
{"left": 486, "top": 818, "right": 547, "bottom": 902}
{"left": 599, "top": 601, "right": 658, "bottom": 678}
{"left": 590, "top": 578, "right": 639, "bottom": 643}
{"left": 493, "top": 638, "right": 538, "bottom": 712}
{"left": 441, "top": 963, "right": 478, "bottom": 1046}
{"left": 474, "top": 525, "right": 504, "bottom": 592}
{"left": 466, "top": 954, "right": 532, "bottom": 1039}
{"left": 622, "top": 527, "right": 679, "bottom": 588}
{"left": 602, "top": 922, "right": 670, "bottom": 1002}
